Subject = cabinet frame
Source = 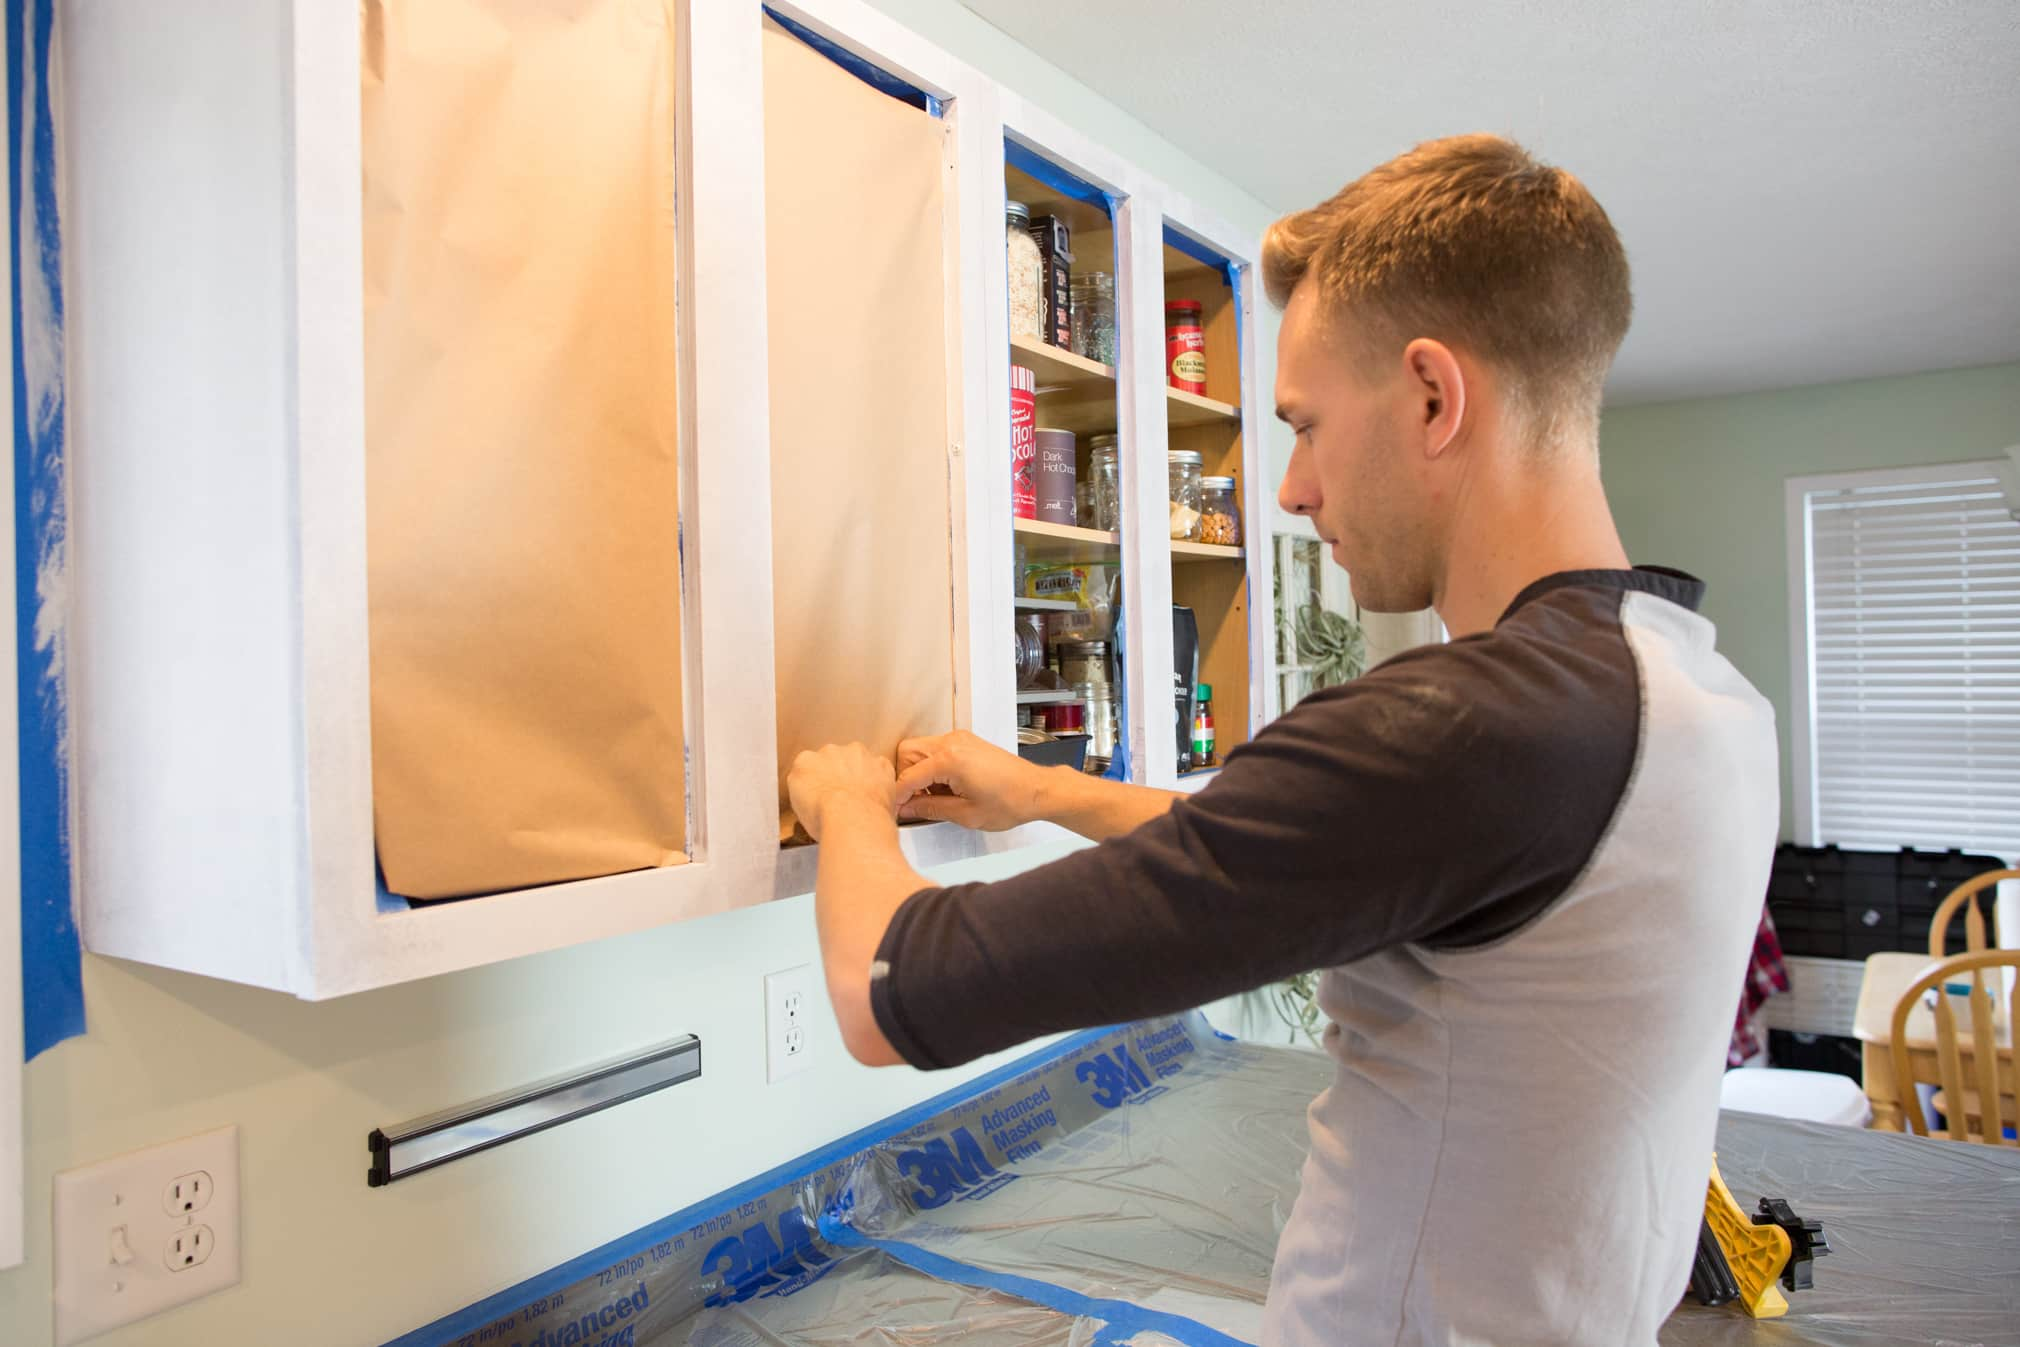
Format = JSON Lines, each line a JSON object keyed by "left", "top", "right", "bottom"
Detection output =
{"left": 60, "top": 0, "right": 1272, "bottom": 998}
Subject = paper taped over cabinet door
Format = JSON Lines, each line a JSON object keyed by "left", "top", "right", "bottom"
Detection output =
{"left": 763, "top": 19, "right": 956, "bottom": 838}
{"left": 361, "top": 0, "right": 688, "bottom": 900}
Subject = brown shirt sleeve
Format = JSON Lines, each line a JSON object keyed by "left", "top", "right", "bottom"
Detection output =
{"left": 870, "top": 581, "right": 1655, "bottom": 1070}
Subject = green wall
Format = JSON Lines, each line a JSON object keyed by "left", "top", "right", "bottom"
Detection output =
{"left": 1601, "top": 362, "right": 2020, "bottom": 836}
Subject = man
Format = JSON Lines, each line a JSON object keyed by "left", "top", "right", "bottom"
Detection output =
{"left": 786, "top": 135, "right": 1778, "bottom": 1346}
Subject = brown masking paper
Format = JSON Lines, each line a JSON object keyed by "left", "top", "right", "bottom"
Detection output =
{"left": 763, "top": 19, "right": 956, "bottom": 839}
{"left": 362, "top": 0, "right": 688, "bottom": 899}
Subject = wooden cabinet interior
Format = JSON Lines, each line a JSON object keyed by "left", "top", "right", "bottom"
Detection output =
{"left": 1007, "top": 153, "right": 1125, "bottom": 775}
{"left": 764, "top": 17, "right": 957, "bottom": 842}
{"left": 1164, "top": 241, "right": 1252, "bottom": 767}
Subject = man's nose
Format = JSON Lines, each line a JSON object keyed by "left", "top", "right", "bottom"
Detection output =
{"left": 1278, "top": 454, "right": 1318, "bottom": 517}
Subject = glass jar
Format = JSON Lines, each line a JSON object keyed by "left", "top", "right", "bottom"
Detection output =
{"left": 1168, "top": 449, "right": 1204, "bottom": 540}
{"left": 1007, "top": 202, "right": 1043, "bottom": 341}
{"left": 1199, "top": 476, "right": 1240, "bottom": 546}
{"left": 1068, "top": 271, "right": 1117, "bottom": 368}
{"left": 1060, "top": 640, "right": 1111, "bottom": 688}
{"left": 1089, "top": 435, "right": 1121, "bottom": 533}
{"left": 1075, "top": 480, "right": 1098, "bottom": 530}
{"left": 1014, "top": 613, "right": 1045, "bottom": 688}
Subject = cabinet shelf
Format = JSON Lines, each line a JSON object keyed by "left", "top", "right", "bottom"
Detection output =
{"left": 1171, "top": 541, "right": 1243, "bottom": 563}
{"left": 1013, "top": 595, "right": 1080, "bottom": 612}
{"left": 1015, "top": 688, "right": 1083, "bottom": 705}
{"left": 1166, "top": 385, "right": 1240, "bottom": 428}
{"left": 1015, "top": 518, "right": 1119, "bottom": 562}
{"left": 1014, "top": 335, "right": 1118, "bottom": 438}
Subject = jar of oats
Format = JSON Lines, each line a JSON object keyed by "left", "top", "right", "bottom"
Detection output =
{"left": 1007, "top": 202, "right": 1043, "bottom": 341}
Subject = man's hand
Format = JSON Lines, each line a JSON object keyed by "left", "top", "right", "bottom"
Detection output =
{"left": 787, "top": 743, "right": 898, "bottom": 841}
{"left": 894, "top": 730, "right": 1050, "bottom": 832}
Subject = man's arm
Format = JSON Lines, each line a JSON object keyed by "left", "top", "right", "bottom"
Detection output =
{"left": 894, "top": 730, "right": 1180, "bottom": 841}
{"left": 784, "top": 745, "right": 920, "bottom": 1066}
{"left": 809, "top": 792, "right": 917, "bottom": 1066}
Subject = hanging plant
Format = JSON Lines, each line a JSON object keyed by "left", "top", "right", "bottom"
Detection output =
{"left": 1272, "top": 970, "right": 1325, "bottom": 1047}
{"left": 1293, "top": 600, "right": 1366, "bottom": 690}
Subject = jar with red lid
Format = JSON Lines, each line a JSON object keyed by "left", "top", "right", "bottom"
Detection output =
{"left": 1166, "top": 299, "right": 1207, "bottom": 394}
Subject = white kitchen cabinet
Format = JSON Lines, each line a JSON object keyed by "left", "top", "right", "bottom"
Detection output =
{"left": 56, "top": 0, "right": 1271, "bottom": 998}
{"left": 61, "top": 0, "right": 779, "bottom": 997}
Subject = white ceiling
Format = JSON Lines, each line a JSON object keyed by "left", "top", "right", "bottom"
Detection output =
{"left": 959, "top": 0, "right": 2020, "bottom": 404}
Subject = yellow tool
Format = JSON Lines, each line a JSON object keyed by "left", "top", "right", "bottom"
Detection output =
{"left": 1689, "top": 1155, "right": 1830, "bottom": 1317}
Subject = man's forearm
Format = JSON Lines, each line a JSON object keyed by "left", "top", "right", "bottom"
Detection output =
{"left": 813, "top": 793, "right": 927, "bottom": 1066}
{"left": 1031, "top": 767, "right": 1181, "bottom": 841}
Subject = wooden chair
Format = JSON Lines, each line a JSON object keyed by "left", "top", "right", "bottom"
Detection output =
{"left": 1889, "top": 949, "right": 2019, "bottom": 1146}
{"left": 1927, "top": 867, "right": 2014, "bottom": 957}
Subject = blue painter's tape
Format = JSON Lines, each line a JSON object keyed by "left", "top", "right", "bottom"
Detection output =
{"left": 1161, "top": 223, "right": 1236, "bottom": 289}
{"left": 1005, "top": 140, "right": 1118, "bottom": 219}
{"left": 382, "top": 1023, "right": 1124, "bottom": 1347}
{"left": 763, "top": 5, "right": 942, "bottom": 117}
{"left": 1103, "top": 599, "right": 1130, "bottom": 782}
{"left": 819, "top": 1219, "right": 1254, "bottom": 1347}
{"left": 10, "top": 0, "right": 85, "bottom": 1059}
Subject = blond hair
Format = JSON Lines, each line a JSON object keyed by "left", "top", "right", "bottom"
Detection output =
{"left": 1262, "top": 134, "right": 1631, "bottom": 445}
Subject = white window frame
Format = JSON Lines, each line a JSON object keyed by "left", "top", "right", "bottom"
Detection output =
{"left": 1785, "top": 458, "right": 2017, "bottom": 853}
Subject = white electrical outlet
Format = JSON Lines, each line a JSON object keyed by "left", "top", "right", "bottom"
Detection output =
{"left": 53, "top": 1125, "right": 241, "bottom": 1346}
{"left": 765, "top": 964, "right": 818, "bottom": 1083}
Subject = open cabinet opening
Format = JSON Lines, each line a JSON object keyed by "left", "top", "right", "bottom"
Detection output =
{"left": 763, "top": 16, "right": 959, "bottom": 846}
{"left": 360, "top": 0, "right": 691, "bottom": 903}
{"left": 1162, "top": 227, "right": 1250, "bottom": 773}
{"left": 1007, "top": 147, "right": 1128, "bottom": 781}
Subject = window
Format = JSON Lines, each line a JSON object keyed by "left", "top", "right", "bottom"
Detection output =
{"left": 1790, "top": 460, "right": 2020, "bottom": 859}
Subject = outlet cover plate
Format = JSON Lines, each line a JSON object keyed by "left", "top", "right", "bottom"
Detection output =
{"left": 765, "top": 965, "right": 817, "bottom": 1083}
{"left": 53, "top": 1125, "right": 241, "bottom": 1345}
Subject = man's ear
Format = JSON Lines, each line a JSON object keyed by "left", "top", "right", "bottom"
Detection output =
{"left": 1402, "top": 338, "right": 1466, "bottom": 460}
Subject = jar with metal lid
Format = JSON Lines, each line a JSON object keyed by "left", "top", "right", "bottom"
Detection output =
{"left": 1089, "top": 434, "right": 1121, "bottom": 533}
{"left": 1007, "top": 202, "right": 1043, "bottom": 341}
{"left": 1069, "top": 271, "right": 1117, "bottom": 367}
{"left": 1168, "top": 449, "right": 1204, "bottom": 540}
{"left": 1014, "top": 613, "right": 1046, "bottom": 688}
{"left": 1060, "top": 639, "right": 1111, "bottom": 688}
{"left": 1199, "top": 476, "right": 1240, "bottom": 546}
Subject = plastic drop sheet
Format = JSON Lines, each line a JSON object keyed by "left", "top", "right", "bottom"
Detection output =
{"left": 389, "top": 1016, "right": 2020, "bottom": 1347}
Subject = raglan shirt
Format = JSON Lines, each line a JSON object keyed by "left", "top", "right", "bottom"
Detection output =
{"left": 867, "top": 567, "right": 1782, "bottom": 1347}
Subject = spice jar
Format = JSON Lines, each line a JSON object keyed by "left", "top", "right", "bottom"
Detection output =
{"left": 1069, "top": 271, "right": 1117, "bottom": 367}
{"left": 1168, "top": 449, "right": 1204, "bottom": 540}
{"left": 1007, "top": 202, "right": 1043, "bottom": 341}
{"left": 1166, "top": 299, "right": 1207, "bottom": 394}
{"left": 1199, "top": 476, "right": 1241, "bottom": 546}
{"left": 1010, "top": 364, "right": 1037, "bottom": 519}
{"left": 1089, "top": 434, "right": 1121, "bottom": 533}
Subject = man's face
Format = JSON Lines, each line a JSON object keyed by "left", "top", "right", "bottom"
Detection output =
{"left": 1273, "top": 284, "right": 1439, "bottom": 613}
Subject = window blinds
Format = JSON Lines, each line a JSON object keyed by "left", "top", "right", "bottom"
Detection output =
{"left": 1804, "top": 468, "right": 2020, "bottom": 859}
